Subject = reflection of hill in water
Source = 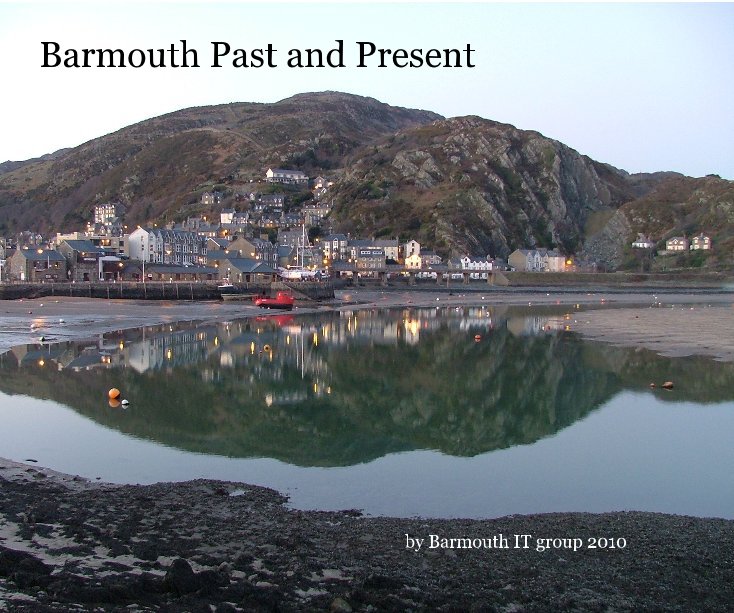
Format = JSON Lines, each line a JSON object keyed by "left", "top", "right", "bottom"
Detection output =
{"left": 1, "top": 309, "right": 733, "bottom": 467}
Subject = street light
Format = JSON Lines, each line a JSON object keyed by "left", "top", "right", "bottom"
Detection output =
{"left": 37, "top": 248, "right": 50, "bottom": 281}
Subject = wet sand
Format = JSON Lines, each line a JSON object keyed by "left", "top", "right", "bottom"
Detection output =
{"left": 2, "top": 288, "right": 733, "bottom": 360}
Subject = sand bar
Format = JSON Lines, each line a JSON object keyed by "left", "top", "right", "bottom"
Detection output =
{"left": 2, "top": 288, "right": 733, "bottom": 360}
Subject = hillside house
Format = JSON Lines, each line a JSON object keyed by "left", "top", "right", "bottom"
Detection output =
{"left": 201, "top": 191, "right": 223, "bottom": 206}
{"left": 94, "top": 202, "right": 126, "bottom": 225}
{"left": 265, "top": 168, "right": 309, "bottom": 185}
{"left": 278, "top": 229, "right": 308, "bottom": 248}
{"left": 313, "top": 176, "right": 333, "bottom": 190}
{"left": 220, "top": 209, "right": 236, "bottom": 225}
{"left": 666, "top": 237, "right": 689, "bottom": 251}
{"left": 318, "top": 234, "right": 349, "bottom": 262}
{"left": 252, "top": 194, "right": 286, "bottom": 215}
{"left": 302, "top": 202, "right": 331, "bottom": 227}
{"left": 690, "top": 234, "right": 712, "bottom": 250}
{"left": 632, "top": 234, "right": 655, "bottom": 249}
{"left": 207, "top": 237, "right": 230, "bottom": 252}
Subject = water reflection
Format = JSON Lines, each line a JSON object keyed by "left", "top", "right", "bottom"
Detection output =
{"left": 1, "top": 305, "right": 733, "bottom": 468}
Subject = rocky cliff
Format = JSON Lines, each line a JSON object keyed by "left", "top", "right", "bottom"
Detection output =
{"left": 329, "top": 116, "right": 673, "bottom": 259}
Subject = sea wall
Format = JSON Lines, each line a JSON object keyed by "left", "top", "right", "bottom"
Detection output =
{"left": 0, "top": 281, "right": 336, "bottom": 302}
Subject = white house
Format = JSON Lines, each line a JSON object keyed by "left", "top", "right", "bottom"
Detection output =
{"left": 127, "top": 227, "right": 207, "bottom": 267}
{"left": 403, "top": 240, "right": 420, "bottom": 262}
{"left": 632, "top": 234, "right": 655, "bottom": 249}
{"left": 459, "top": 256, "right": 494, "bottom": 279}
{"left": 94, "top": 202, "right": 125, "bottom": 225}
{"left": 265, "top": 168, "right": 309, "bottom": 185}
{"left": 220, "top": 209, "right": 236, "bottom": 225}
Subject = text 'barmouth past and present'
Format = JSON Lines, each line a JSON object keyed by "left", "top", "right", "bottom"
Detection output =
{"left": 41, "top": 40, "right": 476, "bottom": 69}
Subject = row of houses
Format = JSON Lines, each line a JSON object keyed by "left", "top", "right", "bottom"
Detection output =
{"left": 3, "top": 226, "right": 512, "bottom": 284}
{"left": 632, "top": 233, "right": 713, "bottom": 252}
{"left": 507, "top": 249, "right": 569, "bottom": 272}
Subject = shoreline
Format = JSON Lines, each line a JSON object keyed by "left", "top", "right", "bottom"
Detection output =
{"left": 2, "top": 457, "right": 734, "bottom": 611}
{"left": 2, "top": 288, "right": 734, "bottom": 610}
{"left": 2, "top": 287, "right": 733, "bottom": 360}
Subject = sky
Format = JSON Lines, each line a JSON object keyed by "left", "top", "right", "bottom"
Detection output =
{"left": 1, "top": 1, "right": 733, "bottom": 179}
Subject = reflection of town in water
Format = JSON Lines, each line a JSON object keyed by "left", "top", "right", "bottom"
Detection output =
{"left": 2, "top": 306, "right": 576, "bottom": 408}
{"left": 4, "top": 303, "right": 734, "bottom": 475}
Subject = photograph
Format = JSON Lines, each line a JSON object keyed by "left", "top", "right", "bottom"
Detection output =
{"left": 1, "top": 2, "right": 733, "bottom": 611}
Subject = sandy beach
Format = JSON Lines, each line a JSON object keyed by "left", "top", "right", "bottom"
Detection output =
{"left": 2, "top": 287, "right": 734, "bottom": 611}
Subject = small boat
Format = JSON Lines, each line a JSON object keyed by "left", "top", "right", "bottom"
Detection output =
{"left": 254, "top": 291, "right": 295, "bottom": 310}
{"left": 278, "top": 266, "right": 317, "bottom": 281}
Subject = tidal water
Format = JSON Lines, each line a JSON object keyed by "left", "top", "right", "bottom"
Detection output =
{"left": 1, "top": 304, "right": 733, "bottom": 519}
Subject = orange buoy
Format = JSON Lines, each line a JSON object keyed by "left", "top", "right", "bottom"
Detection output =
{"left": 108, "top": 388, "right": 121, "bottom": 400}
{"left": 661, "top": 381, "right": 674, "bottom": 390}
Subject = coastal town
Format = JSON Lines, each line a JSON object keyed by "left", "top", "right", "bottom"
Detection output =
{"left": 0, "top": 167, "right": 715, "bottom": 288}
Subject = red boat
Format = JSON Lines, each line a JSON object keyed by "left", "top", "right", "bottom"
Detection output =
{"left": 254, "top": 291, "right": 295, "bottom": 310}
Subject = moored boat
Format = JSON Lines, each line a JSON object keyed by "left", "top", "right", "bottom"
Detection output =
{"left": 277, "top": 266, "right": 317, "bottom": 280}
{"left": 254, "top": 291, "right": 295, "bottom": 310}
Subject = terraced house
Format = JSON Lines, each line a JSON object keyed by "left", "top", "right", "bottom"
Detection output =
{"left": 127, "top": 227, "right": 207, "bottom": 266}
{"left": 508, "top": 248, "right": 566, "bottom": 272}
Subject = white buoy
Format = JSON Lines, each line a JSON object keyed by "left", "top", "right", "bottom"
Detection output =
{"left": 121, "top": 399, "right": 129, "bottom": 406}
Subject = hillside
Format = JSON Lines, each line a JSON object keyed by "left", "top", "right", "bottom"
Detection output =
{"left": 1, "top": 92, "right": 733, "bottom": 269}
{"left": 0, "top": 92, "right": 441, "bottom": 232}
{"left": 328, "top": 116, "right": 660, "bottom": 258}
{"left": 328, "top": 116, "right": 733, "bottom": 266}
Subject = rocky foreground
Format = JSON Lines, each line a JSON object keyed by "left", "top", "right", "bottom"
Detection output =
{"left": 1, "top": 460, "right": 733, "bottom": 612}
